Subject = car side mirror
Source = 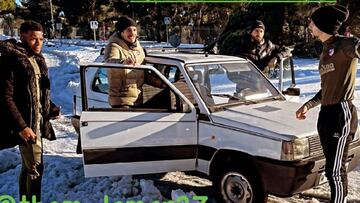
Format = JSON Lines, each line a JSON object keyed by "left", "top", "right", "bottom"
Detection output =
{"left": 181, "top": 103, "right": 191, "bottom": 113}
{"left": 282, "top": 87, "right": 300, "bottom": 96}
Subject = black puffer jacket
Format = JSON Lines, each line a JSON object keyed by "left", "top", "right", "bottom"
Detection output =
{"left": 232, "top": 34, "right": 291, "bottom": 71}
{"left": 0, "top": 39, "right": 56, "bottom": 149}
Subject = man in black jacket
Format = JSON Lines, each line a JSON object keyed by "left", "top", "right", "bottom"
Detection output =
{"left": 0, "top": 20, "right": 59, "bottom": 201}
{"left": 232, "top": 20, "right": 291, "bottom": 75}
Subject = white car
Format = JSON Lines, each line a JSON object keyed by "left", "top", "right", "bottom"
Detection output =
{"left": 72, "top": 52, "right": 360, "bottom": 203}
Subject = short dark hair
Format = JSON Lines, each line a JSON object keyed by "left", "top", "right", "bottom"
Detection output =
{"left": 20, "top": 20, "right": 43, "bottom": 34}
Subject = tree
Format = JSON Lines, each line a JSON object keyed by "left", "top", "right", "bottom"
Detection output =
{"left": 1, "top": 0, "right": 16, "bottom": 36}
{"left": 0, "top": 0, "right": 16, "bottom": 14}
{"left": 18, "top": 0, "right": 55, "bottom": 38}
{"left": 20, "top": 0, "right": 53, "bottom": 25}
{"left": 216, "top": 3, "right": 327, "bottom": 56}
{"left": 338, "top": 0, "right": 360, "bottom": 37}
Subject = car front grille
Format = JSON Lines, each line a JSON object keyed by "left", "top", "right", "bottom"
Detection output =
{"left": 309, "top": 135, "right": 324, "bottom": 157}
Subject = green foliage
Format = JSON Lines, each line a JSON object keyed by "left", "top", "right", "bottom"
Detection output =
{"left": 13, "top": 1, "right": 360, "bottom": 50}
{"left": 20, "top": 0, "right": 52, "bottom": 24}
{"left": 292, "top": 40, "right": 322, "bottom": 58}
{"left": 218, "top": 4, "right": 287, "bottom": 55}
{"left": 0, "top": 0, "right": 16, "bottom": 13}
{"left": 218, "top": 30, "right": 244, "bottom": 55}
{"left": 55, "top": 0, "right": 116, "bottom": 24}
{"left": 340, "top": 0, "right": 360, "bottom": 37}
{"left": 217, "top": 3, "right": 325, "bottom": 56}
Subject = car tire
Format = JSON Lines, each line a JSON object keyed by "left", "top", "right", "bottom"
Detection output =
{"left": 214, "top": 165, "right": 267, "bottom": 203}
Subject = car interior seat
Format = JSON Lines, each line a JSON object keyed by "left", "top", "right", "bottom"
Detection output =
{"left": 191, "top": 70, "right": 214, "bottom": 105}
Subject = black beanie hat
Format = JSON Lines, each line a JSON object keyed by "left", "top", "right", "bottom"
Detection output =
{"left": 115, "top": 16, "right": 137, "bottom": 33}
{"left": 249, "top": 20, "right": 265, "bottom": 33}
{"left": 311, "top": 5, "right": 349, "bottom": 35}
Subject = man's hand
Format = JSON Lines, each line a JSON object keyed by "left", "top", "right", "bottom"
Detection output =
{"left": 268, "top": 57, "right": 278, "bottom": 69}
{"left": 296, "top": 105, "right": 309, "bottom": 120}
{"left": 19, "top": 127, "right": 36, "bottom": 142}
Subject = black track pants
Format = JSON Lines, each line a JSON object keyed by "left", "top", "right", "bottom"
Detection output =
{"left": 318, "top": 101, "right": 358, "bottom": 203}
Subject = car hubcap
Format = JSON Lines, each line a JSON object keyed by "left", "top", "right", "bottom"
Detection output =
{"left": 221, "top": 172, "right": 253, "bottom": 203}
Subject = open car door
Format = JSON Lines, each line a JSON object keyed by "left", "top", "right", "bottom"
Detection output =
{"left": 269, "top": 56, "right": 300, "bottom": 102}
{"left": 79, "top": 63, "right": 197, "bottom": 177}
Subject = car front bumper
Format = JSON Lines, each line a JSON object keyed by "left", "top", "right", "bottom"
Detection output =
{"left": 255, "top": 140, "right": 360, "bottom": 197}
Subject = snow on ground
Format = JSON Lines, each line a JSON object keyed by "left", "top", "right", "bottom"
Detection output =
{"left": 0, "top": 39, "right": 360, "bottom": 203}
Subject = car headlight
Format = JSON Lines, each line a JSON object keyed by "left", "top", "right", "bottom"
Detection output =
{"left": 281, "top": 138, "right": 310, "bottom": 160}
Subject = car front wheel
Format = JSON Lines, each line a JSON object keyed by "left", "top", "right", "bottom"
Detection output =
{"left": 215, "top": 167, "right": 267, "bottom": 203}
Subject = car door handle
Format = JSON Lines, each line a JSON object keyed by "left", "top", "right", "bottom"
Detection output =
{"left": 81, "top": 122, "right": 88, "bottom": 127}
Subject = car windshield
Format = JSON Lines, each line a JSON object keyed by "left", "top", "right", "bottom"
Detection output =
{"left": 186, "top": 62, "right": 280, "bottom": 107}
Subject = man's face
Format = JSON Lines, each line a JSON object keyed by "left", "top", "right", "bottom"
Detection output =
{"left": 309, "top": 20, "right": 321, "bottom": 38}
{"left": 120, "top": 26, "right": 137, "bottom": 43}
{"left": 250, "top": 28, "right": 265, "bottom": 43}
{"left": 20, "top": 31, "right": 44, "bottom": 54}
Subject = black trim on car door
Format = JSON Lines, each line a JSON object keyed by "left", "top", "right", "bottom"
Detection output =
{"left": 84, "top": 145, "right": 197, "bottom": 164}
{"left": 83, "top": 145, "right": 218, "bottom": 164}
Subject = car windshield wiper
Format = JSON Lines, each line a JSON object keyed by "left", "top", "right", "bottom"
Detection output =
{"left": 272, "top": 95, "right": 284, "bottom": 100}
{"left": 211, "top": 93, "right": 241, "bottom": 100}
{"left": 245, "top": 95, "right": 283, "bottom": 104}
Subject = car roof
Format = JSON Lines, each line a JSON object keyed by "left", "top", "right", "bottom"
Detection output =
{"left": 146, "top": 52, "right": 247, "bottom": 64}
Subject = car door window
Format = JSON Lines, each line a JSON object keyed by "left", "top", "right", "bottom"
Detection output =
{"left": 164, "top": 66, "right": 178, "bottom": 83}
{"left": 147, "top": 63, "right": 197, "bottom": 106}
{"left": 86, "top": 66, "right": 190, "bottom": 113}
{"left": 147, "top": 63, "right": 180, "bottom": 82}
{"left": 92, "top": 68, "right": 109, "bottom": 94}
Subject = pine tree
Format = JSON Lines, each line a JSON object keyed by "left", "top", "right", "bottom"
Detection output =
{"left": 20, "top": 0, "right": 53, "bottom": 25}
